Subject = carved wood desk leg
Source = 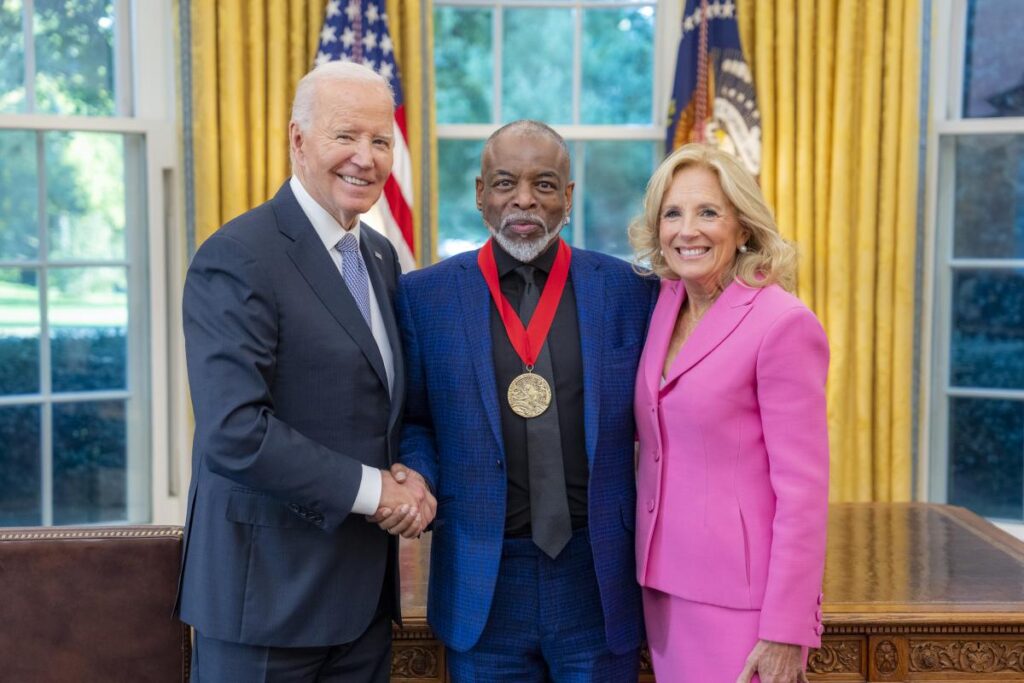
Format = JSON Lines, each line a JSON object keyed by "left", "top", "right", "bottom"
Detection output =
{"left": 908, "top": 635, "right": 1024, "bottom": 679}
{"left": 391, "top": 639, "right": 445, "bottom": 683}
{"left": 639, "top": 644, "right": 655, "bottom": 682}
{"left": 868, "top": 636, "right": 908, "bottom": 682}
{"left": 807, "top": 636, "right": 867, "bottom": 681}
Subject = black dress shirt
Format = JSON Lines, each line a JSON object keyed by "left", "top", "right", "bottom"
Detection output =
{"left": 489, "top": 239, "right": 588, "bottom": 535}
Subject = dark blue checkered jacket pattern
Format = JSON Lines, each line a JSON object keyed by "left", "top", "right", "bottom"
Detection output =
{"left": 396, "top": 246, "right": 658, "bottom": 654}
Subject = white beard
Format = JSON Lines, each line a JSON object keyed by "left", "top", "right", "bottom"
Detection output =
{"left": 486, "top": 213, "right": 566, "bottom": 263}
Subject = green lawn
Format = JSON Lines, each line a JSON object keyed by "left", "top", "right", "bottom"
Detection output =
{"left": 0, "top": 278, "right": 126, "bottom": 328}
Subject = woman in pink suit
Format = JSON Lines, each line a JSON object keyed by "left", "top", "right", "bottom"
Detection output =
{"left": 628, "top": 144, "right": 829, "bottom": 683}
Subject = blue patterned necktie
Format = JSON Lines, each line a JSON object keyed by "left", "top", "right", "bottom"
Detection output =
{"left": 336, "top": 232, "right": 371, "bottom": 325}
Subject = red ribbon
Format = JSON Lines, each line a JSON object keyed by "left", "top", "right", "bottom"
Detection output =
{"left": 477, "top": 238, "right": 572, "bottom": 368}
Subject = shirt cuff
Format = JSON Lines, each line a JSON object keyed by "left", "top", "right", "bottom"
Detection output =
{"left": 351, "top": 465, "right": 383, "bottom": 516}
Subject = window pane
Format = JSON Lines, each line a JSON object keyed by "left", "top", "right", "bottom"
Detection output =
{"left": 434, "top": 6, "right": 492, "bottom": 124}
{"left": 0, "top": 129, "right": 39, "bottom": 260}
{"left": 581, "top": 7, "right": 654, "bottom": 124}
{"left": 0, "top": 268, "right": 39, "bottom": 395}
{"left": 53, "top": 399, "right": 126, "bottom": 524}
{"left": 952, "top": 134, "right": 1024, "bottom": 259}
{"left": 950, "top": 269, "right": 1024, "bottom": 390}
{"left": 49, "top": 266, "right": 127, "bottom": 392}
{"left": 962, "top": 0, "right": 1024, "bottom": 118}
{"left": 438, "top": 139, "right": 487, "bottom": 259}
{"left": 45, "top": 131, "right": 127, "bottom": 261}
{"left": 0, "top": 404, "right": 40, "bottom": 525}
{"left": 948, "top": 397, "right": 1024, "bottom": 520}
{"left": 502, "top": 8, "right": 573, "bottom": 124}
{"left": 582, "top": 140, "right": 655, "bottom": 258}
{"left": 33, "top": 0, "right": 116, "bottom": 116}
{"left": 0, "top": 0, "right": 25, "bottom": 113}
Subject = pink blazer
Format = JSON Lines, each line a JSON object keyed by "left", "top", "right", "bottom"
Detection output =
{"left": 635, "top": 279, "right": 830, "bottom": 648}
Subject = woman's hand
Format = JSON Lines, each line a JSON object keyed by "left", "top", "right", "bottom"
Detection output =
{"left": 736, "top": 639, "right": 808, "bottom": 683}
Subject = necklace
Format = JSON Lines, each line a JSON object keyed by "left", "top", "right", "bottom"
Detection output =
{"left": 676, "top": 288, "right": 721, "bottom": 341}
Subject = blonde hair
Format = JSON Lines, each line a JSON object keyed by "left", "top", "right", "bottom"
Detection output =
{"left": 628, "top": 143, "right": 796, "bottom": 291}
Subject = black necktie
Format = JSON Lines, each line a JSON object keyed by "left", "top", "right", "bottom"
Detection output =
{"left": 516, "top": 265, "right": 572, "bottom": 559}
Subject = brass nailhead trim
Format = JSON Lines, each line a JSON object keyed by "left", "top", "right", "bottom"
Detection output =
{"left": 0, "top": 527, "right": 183, "bottom": 542}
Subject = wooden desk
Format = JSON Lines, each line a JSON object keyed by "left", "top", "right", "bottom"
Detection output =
{"left": 808, "top": 503, "right": 1024, "bottom": 682}
{"left": 390, "top": 533, "right": 439, "bottom": 681}
{"left": 392, "top": 504, "right": 1024, "bottom": 682}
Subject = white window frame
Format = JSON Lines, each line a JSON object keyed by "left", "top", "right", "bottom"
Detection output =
{"left": 920, "top": 0, "right": 1024, "bottom": 538}
{"left": 0, "top": 0, "right": 188, "bottom": 526}
{"left": 434, "top": 0, "right": 679, "bottom": 255}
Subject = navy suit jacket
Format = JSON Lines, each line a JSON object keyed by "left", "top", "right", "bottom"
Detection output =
{"left": 396, "top": 245, "right": 657, "bottom": 654}
{"left": 176, "top": 182, "right": 405, "bottom": 647}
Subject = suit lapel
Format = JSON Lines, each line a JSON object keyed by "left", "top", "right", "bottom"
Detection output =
{"left": 571, "top": 250, "right": 603, "bottom": 464}
{"left": 643, "top": 280, "right": 685, "bottom": 400}
{"left": 458, "top": 257, "right": 505, "bottom": 456}
{"left": 662, "top": 280, "right": 759, "bottom": 387}
{"left": 361, "top": 230, "right": 404, "bottom": 430}
{"left": 272, "top": 185, "right": 389, "bottom": 391}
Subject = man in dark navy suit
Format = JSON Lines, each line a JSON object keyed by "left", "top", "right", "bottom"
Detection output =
{"left": 177, "top": 61, "right": 434, "bottom": 682}
{"left": 395, "top": 121, "right": 657, "bottom": 682}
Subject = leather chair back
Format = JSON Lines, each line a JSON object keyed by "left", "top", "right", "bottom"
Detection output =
{"left": 0, "top": 526, "right": 190, "bottom": 682}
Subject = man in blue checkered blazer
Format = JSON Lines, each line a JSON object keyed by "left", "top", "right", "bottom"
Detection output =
{"left": 392, "top": 121, "right": 657, "bottom": 681}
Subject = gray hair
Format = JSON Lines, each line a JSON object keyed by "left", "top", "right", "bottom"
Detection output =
{"left": 290, "top": 61, "right": 394, "bottom": 132}
{"left": 482, "top": 119, "right": 571, "bottom": 170}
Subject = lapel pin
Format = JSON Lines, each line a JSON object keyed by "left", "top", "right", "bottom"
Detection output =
{"left": 374, "top": 251, "right": 383, "bottom": 260}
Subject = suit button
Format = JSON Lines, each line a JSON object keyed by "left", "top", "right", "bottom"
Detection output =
{"left": 815, "top": 609, "right": 823, "bottom": 622}
{"left": 815, "top": 624, "right": 824, "bottom": 636}
{"left": 818, "top": 592, "right": 824, "bottom": 605}
{"left": 647, "top": 499, "right": 655, "bottom": 512}
{"left": 496, "top": 459, "right": 503, "bottom": 469}
{"left": 653, "top": 450, "right": 660, "bottom": 462}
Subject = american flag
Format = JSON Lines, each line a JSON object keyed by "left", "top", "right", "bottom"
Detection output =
{"left": 315, "top": 0, "right": 417, "bottom": 271}
{"left": 666, "top": 0, "right": 760, "bottom": 175}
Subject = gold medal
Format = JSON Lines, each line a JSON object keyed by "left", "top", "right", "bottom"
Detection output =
{"left": 478, "top": 239, "right": 571, "bottom": 421}
{"left": 507, "top": 372, "right": 552, "bottom": 418}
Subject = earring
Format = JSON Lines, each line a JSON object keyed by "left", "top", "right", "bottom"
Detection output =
{"left": 738, "top": 244, "right": 748, "bottom": 253}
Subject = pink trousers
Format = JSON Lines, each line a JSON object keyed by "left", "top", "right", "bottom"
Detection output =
{"left": 644, "top": 588, "right": 799, "bottom": 683}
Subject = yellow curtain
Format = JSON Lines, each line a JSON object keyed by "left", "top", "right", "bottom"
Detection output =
{"left": 736, "top": 0, "right": 921, "bottom": 502}
{"left": 385, "top": 0, "right": 438, "bottom": 266}
{"left": 190, "top": 0, "right": 437, "bottom": 263}
{"left": 191, "top": 0, "right": 322, "bottom": 243}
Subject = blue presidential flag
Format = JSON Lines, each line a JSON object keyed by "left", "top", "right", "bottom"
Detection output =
{"left": 666, "top": 0, "right": 761, "bottom": 175}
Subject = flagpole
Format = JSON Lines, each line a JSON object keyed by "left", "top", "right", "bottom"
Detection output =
{"left": 693, "top": 0, "right": 710, "bottom": 143}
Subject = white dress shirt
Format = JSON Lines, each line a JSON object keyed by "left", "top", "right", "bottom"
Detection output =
{"left": 290, "top": 175, "right": 393, "bottom": 516}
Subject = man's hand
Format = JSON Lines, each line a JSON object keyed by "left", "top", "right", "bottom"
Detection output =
{"left": 389, "top": 463, "right": 436, "bottom": 527}
{"left": 368, "top": 464, "right": 436, "bottom": 538}
{"left": 736, "top": 639, "right": 808, "bottom": 683}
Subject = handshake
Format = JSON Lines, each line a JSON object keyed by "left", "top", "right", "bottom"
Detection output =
{"left": 367, "top": 464, "right": 436, "bottom": 539}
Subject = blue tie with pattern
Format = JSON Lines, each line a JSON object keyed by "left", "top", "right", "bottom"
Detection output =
{"left": 336, "top": 232, "right": 371, "bottom": 325}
